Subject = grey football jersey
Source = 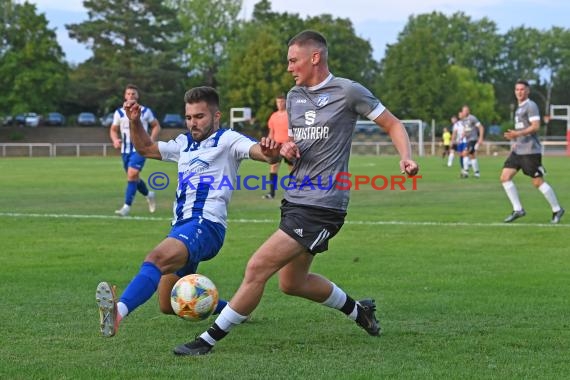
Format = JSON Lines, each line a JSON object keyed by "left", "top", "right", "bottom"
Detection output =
{"left": 513, "top": 99, "right": 541, "bottom": 155}
{"left": 285, "top": 75, "right": 382, "bottom": 211}
{"left": 461, "top": 114, "right": 481, "bottom": 142}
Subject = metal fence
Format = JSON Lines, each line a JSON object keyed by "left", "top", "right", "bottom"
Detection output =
{"left": 0, "top": 143, "right": 118, "bottom": 157}
{"left": 350, "top": 141, "right": 567, "bottom": 156}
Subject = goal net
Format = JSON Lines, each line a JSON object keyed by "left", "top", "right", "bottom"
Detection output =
{"left": 352, "top": 119, "right": 425, "bottom": 156}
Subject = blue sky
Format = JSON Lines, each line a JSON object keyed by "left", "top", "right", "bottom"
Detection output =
{"left": 30, "top": 0, "right": 570, "bottom": 64}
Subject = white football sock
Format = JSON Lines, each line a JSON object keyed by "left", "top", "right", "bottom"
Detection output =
{"left": 200, "top": 305, "right": 248, "bottom": 346}
{"left": 538, "top": 182, "right": 561, "bottom": 212}
{"left": 322, "top": 283, "right": 359, "bottom": 321}
{"left": 502, "top": 181, "right": 523, "bottom": 211}
{"left": 117, "top": 302, "right": 129, "bottom": 319}
{"left": 447, "top": 152, "right": 454, "bottom": 167}
{"left": 463, "top": 157, "right": 470, "bottom": 171}
{"left": 215, "top": 304, "right": 248, "bottom": 331}
{"left": 321, "top": 283, "right": 346, "bottom": 309}
{"left": 471, "top": 158, "right": 479, "bottom": 173}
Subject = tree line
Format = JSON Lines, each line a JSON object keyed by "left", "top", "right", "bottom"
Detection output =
{"left": 1, "top": 0, "right": 569, "bottom": 133}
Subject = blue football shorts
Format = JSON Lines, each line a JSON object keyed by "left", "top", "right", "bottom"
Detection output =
{"left": 167, "top": 217, "right": 226, "bottom": 277}
{"left": 122, "top": 152, "right": 146, "bottom": 171}
{"left": 456, "top": 142, "right": 467, "bottom": 153}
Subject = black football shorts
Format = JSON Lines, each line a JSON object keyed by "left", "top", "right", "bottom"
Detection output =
{"left": 279, "top": 200, "right": 346, "bottom": 254}
{"left": 503, "top": 152, "right": 545, "bottom": 178}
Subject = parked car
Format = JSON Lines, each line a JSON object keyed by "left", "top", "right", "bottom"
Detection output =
{"left": 354, "top": 120, "right": 380, "bottom": 134}
{"left": 44, "top": 112, "right": 66, "bottom": 126}
{"left": 488, "top": 124, "right": 502, "bottom": 136}
{"left": 2, "top": 115, "right": 14, "bottom": 126}
{"left": 162, "top": 113, "right": 185, "bottom": 128}
{"left": 77, "top": 112, "right": 98, "bottom": 126}
{"left": 100, "top": 112, "right": 114, "bottom": 128}
{"left": 14, "top": 114, "right": 26, "bottom": 127}
{"left": 25, "top": 113, "right": 42, "bottom": 127}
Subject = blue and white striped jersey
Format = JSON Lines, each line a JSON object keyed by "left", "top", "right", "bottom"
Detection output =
{"left": 113, "top": 106, "right": 157, "bottom": 154}
{"left": 452, "top": 121, "right": 466, "bottom": 143}
{"left": 158, "top": 128, "right": 256, "bottom": 228}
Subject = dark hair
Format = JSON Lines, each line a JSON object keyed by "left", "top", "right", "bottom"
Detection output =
{"left": 276, "top": 94, "right": 285, "bottom": 100}
{"left": 184, "top": 86, "right": 220, "bottom": 109}
{"left": 516, "top": 79, "right": 530, "bottom": 87}
{"left": 288, "top": 30, "right": 328, "bottom": 59}
{"left": 125, "top": 84, "right": 139, "bottom": 96}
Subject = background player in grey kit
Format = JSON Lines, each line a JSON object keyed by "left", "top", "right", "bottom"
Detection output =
{"left": 501, "top": 79, "right": 564, "bottom": 224}
{"left": 173, "top": 30, "right": 419, "bottom": 356}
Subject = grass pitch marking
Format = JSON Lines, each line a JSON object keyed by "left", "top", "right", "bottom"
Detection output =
{"left": 0, "top": 212, "right": 568, "bottom": 228}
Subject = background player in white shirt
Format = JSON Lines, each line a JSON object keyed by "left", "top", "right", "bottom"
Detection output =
{"left": 109, "top": 84, "right": 161, "bottom": 216}
{"left": 96, "top": 86, "right": 281, "bottom": 338}
{"left": 447, "top": 114, "right": 461, "bottom": 168}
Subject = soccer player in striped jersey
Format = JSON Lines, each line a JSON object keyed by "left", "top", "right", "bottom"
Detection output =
{"left": 96, "top": 86, "right": 281, "bottom": 337}
{"left": 450, "top": 110, "right": 467, "bottom": 173}
{"left": 110, "top": 84, "right": 160, "bottom": 216}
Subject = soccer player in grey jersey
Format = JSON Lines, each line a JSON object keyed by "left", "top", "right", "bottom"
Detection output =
{"left": 174, "top": 30, "right": 419, "bottom": 356}
{"left": 460, "top": 105, "right": 484, "bottom": 178}
{"left": 501, "top": 79, "right": 564, "bottom": 223}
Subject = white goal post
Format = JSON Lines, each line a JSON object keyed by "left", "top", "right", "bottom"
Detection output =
{"left": 401, "top": 119, "right": 425, "bottom": 157}
{"left": 353, "top": 119, "right": 425, "bottom": 157}
{"left": 229, "top": 107, "right": 252, "bottom": 130}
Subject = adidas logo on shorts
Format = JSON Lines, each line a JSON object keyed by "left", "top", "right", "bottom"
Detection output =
{"left": 293, "top": 228, "right": 303, "bottom": 237}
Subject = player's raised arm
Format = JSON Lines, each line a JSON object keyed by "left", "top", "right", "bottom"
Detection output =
{"left": 109, "top": 121, "right": 122, "bottom": 149}
{"left": 149, "top": 117, "right": 161, "bottom": 143}
{"left": 374, "top": 110, "right": 419, "bottom": 176}
{"left": 124, "top": 100, "right": 162, "bottom": 160}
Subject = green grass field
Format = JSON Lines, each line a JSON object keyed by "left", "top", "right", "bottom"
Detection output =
{"left": 1, "top": 154, "right": 569, "bottom": 379}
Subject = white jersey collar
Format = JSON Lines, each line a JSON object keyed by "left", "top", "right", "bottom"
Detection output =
{"left": 518, "top": 99, "right": 530, "bottom": 106}
{"left": 307, "top": 73, "right": 334, "bottom": 91}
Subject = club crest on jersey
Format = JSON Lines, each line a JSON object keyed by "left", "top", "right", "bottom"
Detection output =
{"left": 305, "top": 110, "right": 316, "bottom": 126}
{"left": 316, "top": 94, "right": 330, "bottom": 107}
{"left": 202, "top": 139, "right": 216, "bottom": 148}
{"left": 189, "top": 158, "right": 210, "bottom": 172}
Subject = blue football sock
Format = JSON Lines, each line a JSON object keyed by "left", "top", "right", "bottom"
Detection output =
{"left": 119, "top": 262, "right": 162, "bottom": 314}
{"left": 137, "top": 179, "right": 149, "bottom": 196}
{"left": 214, "top": 299, "right": 227, "bottom": 315}
{"left": 125, "top": 180, "right": 138, "bottom": 206}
